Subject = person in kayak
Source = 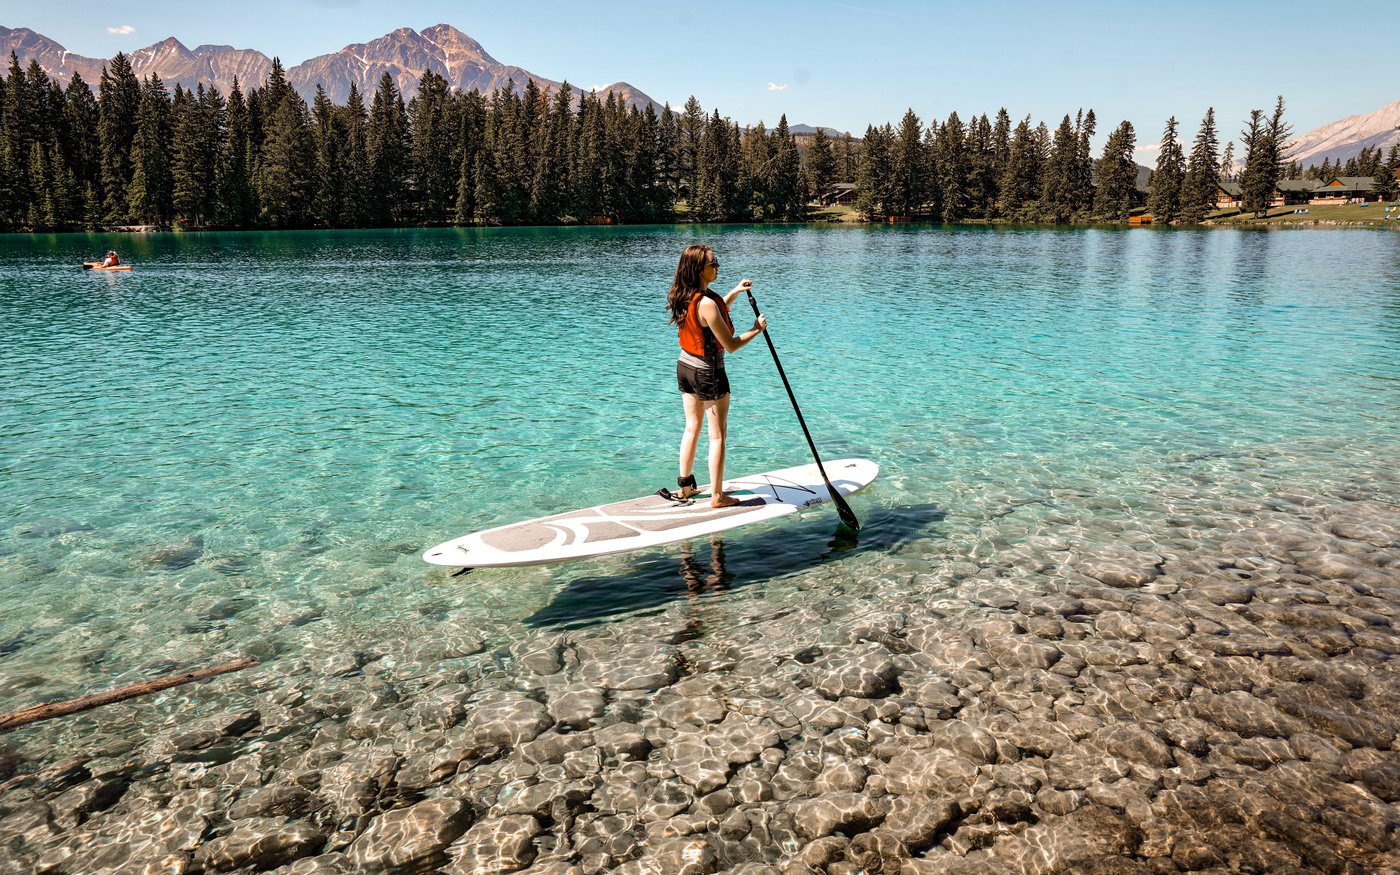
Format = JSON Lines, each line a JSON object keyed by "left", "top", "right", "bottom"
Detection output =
{"left": 665, "top": 244, "right": 766, "bottom": 508}
{"left": 99, "top": 251, "right": 120, "bottom": 268}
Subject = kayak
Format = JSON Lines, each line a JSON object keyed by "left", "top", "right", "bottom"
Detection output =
{"left": 83, "top": 262, "right": 132, "bottom": 271}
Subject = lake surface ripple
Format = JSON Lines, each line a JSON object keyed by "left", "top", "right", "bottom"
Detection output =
{"left": 2, "top": 225, "right": 1398, "bottom": 872}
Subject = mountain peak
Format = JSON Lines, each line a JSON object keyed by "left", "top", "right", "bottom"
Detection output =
{"left": 2, "top": 22, "right": 659, "bottom": 110}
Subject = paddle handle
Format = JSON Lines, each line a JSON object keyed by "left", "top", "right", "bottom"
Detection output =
{"left": 746, "top": 290, "right": 860, "bottom": 532}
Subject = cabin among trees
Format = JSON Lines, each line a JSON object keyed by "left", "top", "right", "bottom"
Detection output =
{"left": 1272, "top": 179, "right": 1314, "bottom": 206}
{"left": 1216, "top": 182, "right": 1243, "bottom": 209}
{"left": 813, "top": 182, "right": 857, "bottom": 206}
{"left": 1309, "top": 177, "right": 1376, "bottom": 204}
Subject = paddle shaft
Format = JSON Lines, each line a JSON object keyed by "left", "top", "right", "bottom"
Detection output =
{"left": 745, "top": 290, "right": 860, "bottom": 531}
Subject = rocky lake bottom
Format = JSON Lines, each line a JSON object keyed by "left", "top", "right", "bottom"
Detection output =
{"left": 2, "top": 464, "right": 1398, "bottom": 875}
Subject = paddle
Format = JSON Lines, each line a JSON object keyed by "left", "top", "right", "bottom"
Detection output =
{"left": 745, "top": 289, "right": 861, "bottom": 532}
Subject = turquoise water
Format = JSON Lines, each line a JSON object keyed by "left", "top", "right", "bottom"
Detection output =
{"left": 2, "top": 225, "right": 1399, "bottom": 720}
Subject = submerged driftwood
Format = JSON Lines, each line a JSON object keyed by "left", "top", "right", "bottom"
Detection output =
{"left": 0, "top": 657, "right": 257, "bottom": 733}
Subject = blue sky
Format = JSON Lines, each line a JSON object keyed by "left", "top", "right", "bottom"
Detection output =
{"left": 11, "top": 0, "right": 1399, "bottom": 154}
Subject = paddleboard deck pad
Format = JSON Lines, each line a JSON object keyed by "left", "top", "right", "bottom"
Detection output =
{"left": 423, "top": 458, "right": 878, "bottom": 568}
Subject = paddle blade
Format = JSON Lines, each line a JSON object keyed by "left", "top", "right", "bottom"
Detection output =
{"left": 833, "top": 493, "right": 861, "bottom": 532}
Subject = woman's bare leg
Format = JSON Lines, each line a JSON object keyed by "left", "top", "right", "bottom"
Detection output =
{"left": 706, "top": 395, "right": 739, "bottom": 508}
{"left": 678, "top": 392, "right": 703, "bottom": 498}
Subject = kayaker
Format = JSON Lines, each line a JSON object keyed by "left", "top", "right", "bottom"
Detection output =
{"left": 665, "top": 244, "right": 766, "bottom": 508}
{"left": 100, "top": 251, "right": 120, "bottom": 268}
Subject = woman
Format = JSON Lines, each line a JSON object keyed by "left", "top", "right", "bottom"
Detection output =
{"left": 100, "top": 250, "right": 120, "bottom": 268}
{"left": 666, "top": 244, "right": 767, "bottom": 508}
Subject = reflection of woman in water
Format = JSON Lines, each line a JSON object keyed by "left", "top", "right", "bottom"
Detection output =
{"left": 678, "top": 535, "right": 731, "bottom": 595}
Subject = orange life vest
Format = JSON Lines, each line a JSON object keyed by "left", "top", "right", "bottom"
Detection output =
{"left": 678, "top": 290, "right": 733, "bottom": 359}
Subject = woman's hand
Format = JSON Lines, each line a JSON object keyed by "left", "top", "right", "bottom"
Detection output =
{"left": 752, "top": 314, "right": 767, "bottom": 334}
{"left": 725, "top": 279, "right": 753, "bottom": 305}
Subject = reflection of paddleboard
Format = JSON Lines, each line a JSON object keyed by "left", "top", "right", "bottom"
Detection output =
{"left": 82, "top": 262, "right": 132, "bottom": 271}
{"left": 424, "top": 458, "right": 879, "bottom": 568}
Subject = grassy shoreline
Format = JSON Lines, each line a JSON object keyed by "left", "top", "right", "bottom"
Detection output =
{"left": 14, "top": 200, "right": 1400, "bottom": 234}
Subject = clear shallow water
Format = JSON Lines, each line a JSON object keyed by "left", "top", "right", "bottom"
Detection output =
{"left": 2, "top": 224, "right": 1399, "bottom": 717}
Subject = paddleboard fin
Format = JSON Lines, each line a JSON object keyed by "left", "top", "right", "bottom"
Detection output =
{"left": 451, "top": 566, "right": 474, "bottom": 577}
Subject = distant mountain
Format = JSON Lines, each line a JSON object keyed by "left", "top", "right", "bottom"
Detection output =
{"left": 789, "top": 124, "right": 847, "bottom": 137}
{"left": 0, "top": 23, "right": 659, "bottom": 110}
{"left": 1288, "top": 98, "right": 1400, "bottom": 167}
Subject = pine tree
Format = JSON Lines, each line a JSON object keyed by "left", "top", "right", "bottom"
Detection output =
{"left": 937, "top": 111, "right": 969, "bottom": 221}
{"left": 999, "top": 116, "right": 1040, "bottom": 214}
{"left": 171, "top": 84, "right": 224, "bottom": 228}
{"left": 1093, "top": 120, "right": 1137, "bottom": 220}
{"left": 1218, "top": 141, "right": 1235, "bottom": 183}
{"left": 1179, "top": 107, "right": 1219, "bottom": 224}
{"left": 569, "top": 89, "right": 605, "bottom": 220}
{"left": 596, "top": 92, "right": 628, "bottom": 219}
{"left": 769, "top": 115, "right": 804, "bottom": 220}
{"left": 1239, "top": 109, "right": 1271, "bottom": 217}
{"left": 1, "top": 53, "right": 37, "bottom": 228}
{"left": 340, "top": 83, "right": 370, "bottom": 226}
{"left": 310, "top": 85, "right": 347, "bottom": 227}
{"left": 1146, "top": 116, "right": 1185, "bottom": 223}
{"left": 1263, "top": 96, "right": 1293, "bottom": 206}
{"left": 126, "top": 75, "right": 173, "bottom": 225}
{"left": 366, "top": 72, "right": 410, "bottom": 225}
{"left": 410, "top": 69, "right": 456, "bottom": 224}
{"left": 694, "top": 109, "right": 737, "bottom": 221}
{"left": 965, "top": 114, "right": 995, "bottom": 218}
{"left": 217, "top": 78, "right": 256, "bottom": 227}
{"left": 742, "top": 120, "right": 773, "bottom": 219}
{"left": 1041, "top": 114, "right": 1078, "bottom": 223}
{"left": 256, "top": 88, "right": 313, "bottom": 228}
{"left": 1072, "top": 109, "right": 1096, "bottom": 214}
{"left": 452, "top": 88, "right": 486, "bottom": 224}
{"left": 886, "top": 109, "right": 926, "bottom": 216}
{"left": 627, "top": 103, "right": 665, "bottom": 222}
{"left": 62, "top": 73, "right": 101, "bottom": 217}
{"left": 839, "top": 132, "right": 856, "bottom": 180}
{"left": 854, "top": 123, "right": 893, "bottom": 220}
{"left": 531, "top": 84, "right": 574, "bottom": 222}
{"left": 1373, "top": 142, "right": 1398, "bottom": 201}
{"left": 656, "top": 103, "right": 681, "bottom": 203}
{"left": 680, "top": 95, "right": 705, "bottom": 205}
{"left": 805, "top": 126, "right": 835, "bottom": 201}
{"left": 98, "top": 52, "right": 141, "bottom": 223}
{"left": 26, "top": 141, "right": 49, "bottom": 229}
{"left": 0, "top": 65, "right": 13, "bottom": 228}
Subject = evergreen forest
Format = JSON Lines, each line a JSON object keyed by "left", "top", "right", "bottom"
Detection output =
{"left": 0, "top": 49, "right": 1389, "bottom": 233}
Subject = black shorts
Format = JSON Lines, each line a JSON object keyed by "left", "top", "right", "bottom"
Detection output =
{"left": 677, "top": 361, "right": 730, "bottom": 401}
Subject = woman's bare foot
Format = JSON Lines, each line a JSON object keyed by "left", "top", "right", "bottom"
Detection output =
{"left": 711, "top": 493, "right": 741, "bottom": 509}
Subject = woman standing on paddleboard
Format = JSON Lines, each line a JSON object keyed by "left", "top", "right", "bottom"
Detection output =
{"left": 666, "top": 245, "right": 767, "bottom": 508}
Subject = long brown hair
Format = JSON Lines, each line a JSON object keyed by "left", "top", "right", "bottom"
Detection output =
{"left": 666, "top": 244, "right": 713, "bottom": 327}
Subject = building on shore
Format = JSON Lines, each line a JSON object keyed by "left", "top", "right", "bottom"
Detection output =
{"left": 1216, "top": 182, "right": 1243, "bottom": 209}
{"left": 1310, "top": 177, "right": 1377, "bottom": 204}
{"left": 1272, "top": 179, "right": 1315, "bottom": 206}
{"left": 814, "top": 183, "right": 857, "bottom": 207}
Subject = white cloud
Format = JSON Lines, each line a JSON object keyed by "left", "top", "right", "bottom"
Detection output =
{"left": 107, "top": 25, "right": 136, "bottom": 35}
{"left": 767, "top": 82, "right": 789, "bottom": 92}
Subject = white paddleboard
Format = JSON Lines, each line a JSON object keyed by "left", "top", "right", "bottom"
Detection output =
{"left": 423, "top": 458, "right": 878, "bottom": 568}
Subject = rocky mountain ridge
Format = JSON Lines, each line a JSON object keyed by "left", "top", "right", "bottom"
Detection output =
{"left": 0, "top": 23, "right": 657, "bottom": 109}
{"left": 1287, "top": 97, "right": 1400, "bottom": 167}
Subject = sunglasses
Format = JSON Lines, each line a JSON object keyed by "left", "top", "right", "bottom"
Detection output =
{"left": 707, "top": 259, "right": 719, "bottom": 269}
